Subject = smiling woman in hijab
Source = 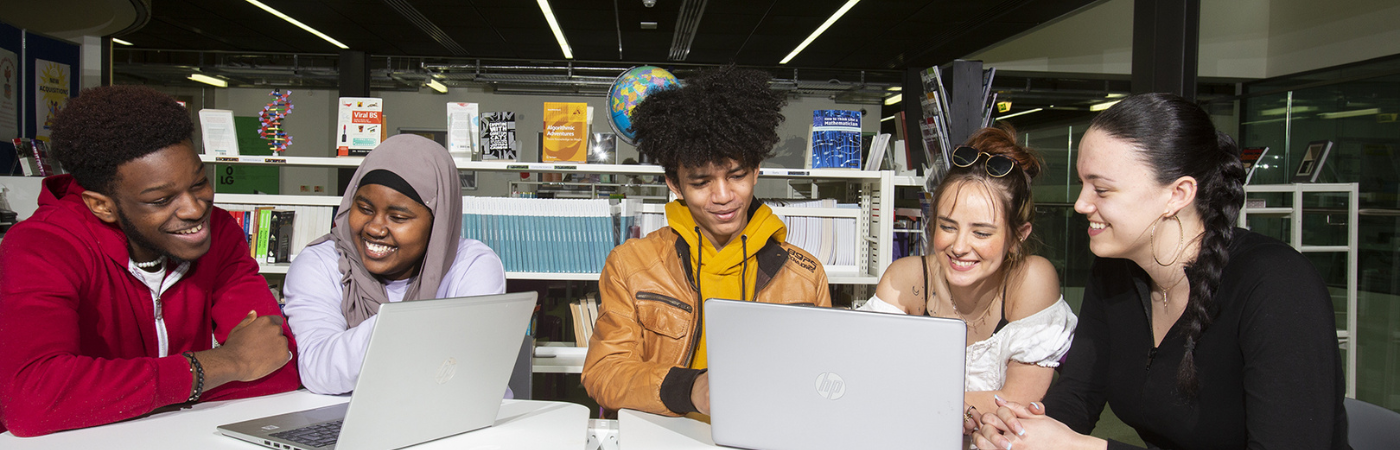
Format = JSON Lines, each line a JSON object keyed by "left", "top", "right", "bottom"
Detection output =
{"left": 283, "top": 134, "right": 506, "bottom": 395}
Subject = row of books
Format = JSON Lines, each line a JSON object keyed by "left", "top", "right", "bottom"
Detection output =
{"left": 218, "top": 204, "right": 335, "bottom": 264}
{"left": 771, "top": 199, "right": 860, "bottom": 267}
{"left": 459, "top": 197, "right": 637, "bottom": 274}
{"left": 568, "top": 293, "right": 601, "bottom": 347}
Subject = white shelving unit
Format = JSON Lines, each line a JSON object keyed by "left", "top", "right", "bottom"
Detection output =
{"left": 1238, "top": 183, "right": 1358, "bottom": 397}
{"left": 205, "top": 155, "right": 904, "bottom": 285}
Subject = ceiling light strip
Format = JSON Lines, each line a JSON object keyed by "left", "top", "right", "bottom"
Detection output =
{"left": 668, "top": 0, "right": 709, "bottom": 61}
{"left": 383, "top": 0, "right": 469, "bottom": 56}
{"left": 994, "top": 108, "right": 1043, "bottom": 121}
{"left": 537, "top": 0, "right": 573, "bottom": 59}
{"left": 111, "top": 38, "right": 134, "bottom": 46}
{"left": 189, "top": 74, "right": 228, "bottom": 88}
{"left": 779, "top": 0, "right": 859, "bottom": 65}
{"left": 245, "top": 0, "right": 349, "bottom": 49}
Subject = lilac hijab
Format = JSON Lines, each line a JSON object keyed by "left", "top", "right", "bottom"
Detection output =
{"left": 307, "top": 134, "right": 463, "bottom": 328}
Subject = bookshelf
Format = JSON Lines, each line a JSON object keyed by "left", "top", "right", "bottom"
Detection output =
{"left": 1238, "top": 183, "right": 1359, "bottom": 397}
{"left": 206, "top": 155, "right": 913, "bottom": 285}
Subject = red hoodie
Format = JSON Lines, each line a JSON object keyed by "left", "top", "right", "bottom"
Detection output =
{"left": 0, "top": 175, "right": 300, "bottom": 437}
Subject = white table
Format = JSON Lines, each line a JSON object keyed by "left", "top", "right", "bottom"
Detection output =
{"left": 617, "top": 409, "right": 719, "bottom": 449}
{"left": 0, "top": 390, "right": 590, "bottom": 449}
{"left": 616, "top": 409, "right": 975, "bottom": 450}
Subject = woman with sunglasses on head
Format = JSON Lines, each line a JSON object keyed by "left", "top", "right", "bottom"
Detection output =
{"left": 862, "top": 126, "right": 1076, "bottom": 429}
{"left": 973, "top": 94, "right": 1349, "bottom": 450}
{"left": 282, "top": 135, "right": 507, "bottom": 395}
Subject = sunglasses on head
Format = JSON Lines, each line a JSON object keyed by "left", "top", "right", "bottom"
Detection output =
{"left": 951, "top": 146, "right": 1017, "bottom": 177}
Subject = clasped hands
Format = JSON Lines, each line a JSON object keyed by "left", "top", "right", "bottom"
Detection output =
{"left": 965, "top": 396, "right": 1103, "bottom": 450}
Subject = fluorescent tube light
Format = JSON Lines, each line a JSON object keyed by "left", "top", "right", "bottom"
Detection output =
{"left": 1090, "top": 100, "right": 1120, "bottom": 112}
{"left": 1318, "top": 108, "right": 1379, "bottom": 119}
{"left": 884, "top": 93, "right": 902, "bottom": 106}
{"left": 426, "top": 78, "right": 448, "bottom": 93}
{"left": 1260, "top": 105, "right": 1316, "bottom": 116}
{"left": 246, "top": 0, "right": 348, "bottom": 49}
{"left": 887, "top": 86, "right": 901, "bottom": 92}
{"left": 994, "top": 108, "right": 1042, "bottom": 121}
{"left": 537, "top": 0, "right": 573, "bottom": 59}
{"left": 880, "top": 115, "right": 898, "bottom": 122}
{"left": 188, "top": 74, "right": 228, "bottom": 88}
{"left": 779, "top": 0, "right": 859, "bottom": 65}
{"left": 111, "top": 38, "right": 134, "bottom": 46}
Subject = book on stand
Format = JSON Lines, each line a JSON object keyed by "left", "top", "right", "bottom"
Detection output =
{"left": 810, "top": 110, "right": 863, "bottom": 169}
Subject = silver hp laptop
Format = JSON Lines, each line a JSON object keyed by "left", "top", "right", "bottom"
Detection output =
{"left": 218, "top": 292, "right": 537, "bottom": 450}
{"left": 704, "top": 298, "right": 967, "bottom": 450}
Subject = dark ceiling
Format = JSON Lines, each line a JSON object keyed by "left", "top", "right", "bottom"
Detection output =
{"left": 117, "top": 0, "right": 1098, "bottom": 71}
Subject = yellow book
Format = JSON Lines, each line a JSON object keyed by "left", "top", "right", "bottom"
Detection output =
{"left": 542, "top": 102, "right": 588, "bottom": 162}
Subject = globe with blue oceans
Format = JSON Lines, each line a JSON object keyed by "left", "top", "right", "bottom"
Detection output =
{"left": 607, "top": 66, "right": 679, "bottom": 145}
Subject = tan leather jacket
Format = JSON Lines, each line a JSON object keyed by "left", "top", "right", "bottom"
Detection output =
{"left": 581, "top": 211, "right": 831, "bottom": 416}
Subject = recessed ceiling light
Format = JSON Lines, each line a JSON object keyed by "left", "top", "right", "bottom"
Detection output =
{"left": 426, "top": 78, "right": 448, "bottom": 94}
{"left": 779, "top": 0, "right": 860, "bottom": 65}
{"left": 245, "top": 0, "right": 348, "bottom": 49}
{"left": 641, "top": 21, "right": 658, "bottom": 30}
{"left": 994, "top": 108, "right": 1043, "bottom": 121}
{"left": 1089, "top": 100, "right": 1120, "bottom": 112}
{"left": 537, "top": 0, "right": 573, "bottom": 59}
{"left": 189, "top": 74, "right": 228, "bottom": 88}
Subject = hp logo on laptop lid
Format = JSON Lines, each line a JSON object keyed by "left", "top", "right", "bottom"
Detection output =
{"left": 814, "top": 372, "right": 845, "bottom": 400}
{"left": 435, "top": 357, "right": 458, "bottom": 384}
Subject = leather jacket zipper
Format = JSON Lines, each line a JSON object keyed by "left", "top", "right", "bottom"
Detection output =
{"left": 635, "top": 292, "right": 692, "bottom": 313}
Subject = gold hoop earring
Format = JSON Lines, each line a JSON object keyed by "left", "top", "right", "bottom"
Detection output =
{"left": 1151, "top": 215, "right": 1184, "bottom": 266}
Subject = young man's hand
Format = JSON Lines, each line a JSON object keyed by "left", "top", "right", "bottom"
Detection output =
{"left": 691, "top": 371, "right": 711, "bottom": 415}
{"left": 221, "top": 311, "right": 292, "bottom": 381}
{"left": 193, "top": 310, "right": 292, "bottom": 394}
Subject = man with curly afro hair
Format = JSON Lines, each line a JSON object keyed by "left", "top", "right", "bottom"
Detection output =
{"left": 0, "top": 85, "right": 299, "bottom": 436}
{"left": 583, "top": 66, "right": 830, "bottom": 419}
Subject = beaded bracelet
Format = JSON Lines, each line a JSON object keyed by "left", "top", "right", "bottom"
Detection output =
{"left": 183, "top": 351, "right": 205, "bottom": 403}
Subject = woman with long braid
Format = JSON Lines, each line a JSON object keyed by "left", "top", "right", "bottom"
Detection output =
{"left": 972, "top": 93, "right": 1349, "bottom": 450}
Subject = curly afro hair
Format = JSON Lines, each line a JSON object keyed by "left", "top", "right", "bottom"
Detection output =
{"left": 50, "top": 85, "right": 193, "bottom": 195}
{"left": 630, "top": 65, "right": 787, "bottom": 181}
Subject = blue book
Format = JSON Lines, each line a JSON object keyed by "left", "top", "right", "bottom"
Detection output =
{"left": 811, "top": 110, "right": 863, "bottom": 169}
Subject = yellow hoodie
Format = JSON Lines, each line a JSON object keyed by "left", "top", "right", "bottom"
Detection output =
{"left": 665, "top": 199, "right": 788, "bottom": 371}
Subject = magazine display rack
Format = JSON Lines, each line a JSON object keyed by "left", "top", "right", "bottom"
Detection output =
{"left": 1238, "top": 183, "right": 1358, "bottom": 397}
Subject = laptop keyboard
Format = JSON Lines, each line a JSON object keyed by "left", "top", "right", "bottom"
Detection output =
{"left": 269, "top": 420, "right": 343, "bottom": 448}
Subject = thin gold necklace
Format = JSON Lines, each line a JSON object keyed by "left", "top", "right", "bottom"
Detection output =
{"left": 1157, "top": 271, "right": 1187, "bottom": 305}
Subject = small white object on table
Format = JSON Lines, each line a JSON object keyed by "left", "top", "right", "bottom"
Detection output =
{"left": 0, "top": 390, "right": 589, "bottom": 450}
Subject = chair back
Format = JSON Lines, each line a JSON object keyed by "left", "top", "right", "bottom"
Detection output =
{"left": 1345, "top": 397, "right": 1400, "bottom": 449}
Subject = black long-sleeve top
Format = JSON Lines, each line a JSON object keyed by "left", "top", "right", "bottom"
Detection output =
{"left": 1043, "top": 229, "right": 1349, "bottom": 449}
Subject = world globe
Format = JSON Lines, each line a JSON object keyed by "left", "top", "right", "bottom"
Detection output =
{"left": 607, "top": 66, "right": 679, "bottom": 145}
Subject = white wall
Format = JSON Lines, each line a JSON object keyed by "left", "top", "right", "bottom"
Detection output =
{"left": 967, "top": 0, "right": 1400, "bottom": 80}
{"left": 199, "top": 85, "right": 878, "bottom": 200}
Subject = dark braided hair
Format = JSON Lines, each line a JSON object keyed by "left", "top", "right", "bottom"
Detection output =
{"left": 1089, "top": 93, "right": 1245, "bottom": 397}
{"left": 49, "top": 85, "right": 193, "bottom": 195}
{"left": 630, "top": 65, "right": 787, "bottom": 182}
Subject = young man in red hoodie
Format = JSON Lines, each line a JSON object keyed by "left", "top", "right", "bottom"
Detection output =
{"left": 0, "top": 86, "right": 300, "bottom": 437}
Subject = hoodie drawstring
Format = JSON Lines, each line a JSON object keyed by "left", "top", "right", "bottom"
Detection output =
{"left": 740, "top": 235, "right": 749, "bottom": 302}
{"left": 694, "top": 226, "right": 703, "bottom": 301}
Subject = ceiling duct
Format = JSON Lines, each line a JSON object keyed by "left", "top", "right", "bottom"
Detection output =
{"left": 668, "top": 0, "right": 708, "bottom": 61}
{"left": 383, "top": 0, "right": 470, "bottom": 56}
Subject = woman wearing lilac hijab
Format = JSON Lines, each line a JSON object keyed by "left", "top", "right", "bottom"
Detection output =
{"left": 284, "top": 134, "right": 506, "bottom": 395}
